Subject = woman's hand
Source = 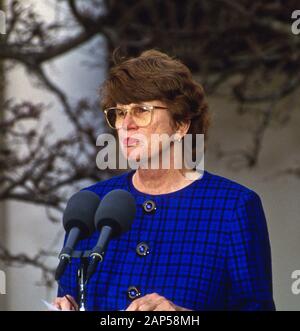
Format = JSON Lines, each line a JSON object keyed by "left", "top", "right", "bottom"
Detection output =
{"left": 52, "top": 295, "right": 78, "bottom": 311}
{"left": 125, "top": 293, "right": 191, "bottom": 311}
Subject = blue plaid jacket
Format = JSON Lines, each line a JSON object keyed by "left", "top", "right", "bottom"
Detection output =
{"left": 57, "top": 170, "right": 275, "bottom": 311}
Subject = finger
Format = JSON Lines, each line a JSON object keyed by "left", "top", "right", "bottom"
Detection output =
{"left": 153, "top": 301, "right": 176, "bottom": 311}
{"left": 125, "top": 293, "right": 164, "bottom": 311}
{"left": 60, "top": 301, "right": 72, "bottom": 311}
{"left": 126, "top": 301, "right": 139, "bottom": 311}
{"left": 137, "top": 300, "right": 157, "bottom": 311}
{"left": 65, "top": 295, "right": 78, "bottom": 311}
{"left": 51, "top": 298, "right": 67, "bottom": 310}
{"left": 59, "top": 298, "right": 74, "bottom": 311}
{"left": 51, "top": 300, "right": 62, "bottom": 310}
{"left": 138, "top": 302, "right": 156, "bottom": 311}
{"left": 138, "top": 297, "right": 166, "bottom": 311}
{"left": 125, "top": 295, "right": 149, "bottom": 311}
{"left": 126, "top": 298, "right": 151, "bottom": 311}
{"left": 126, "top": 295, "right": 164, "bottom": 311}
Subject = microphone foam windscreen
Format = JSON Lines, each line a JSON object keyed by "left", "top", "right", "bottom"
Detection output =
{"left": 63, "top": 190, "right": 100, "bottom": 237}
{"left": 94, "top": 189, "right": 136, "bottom": 238}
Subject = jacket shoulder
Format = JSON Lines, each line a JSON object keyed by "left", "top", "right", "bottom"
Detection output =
{"left": 203, "top": 170, "right": 259, "bottom": 200}
{"left": 81, "top": 171, "right": 132, "bottom": 199}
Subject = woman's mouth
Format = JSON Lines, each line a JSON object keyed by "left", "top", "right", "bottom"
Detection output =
{"left": 123, "top": 137, "right": 139, "bottom": 147}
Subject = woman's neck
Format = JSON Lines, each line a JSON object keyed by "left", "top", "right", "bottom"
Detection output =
{"left": 132, "top": 168, "right": 197, "bottom": 195}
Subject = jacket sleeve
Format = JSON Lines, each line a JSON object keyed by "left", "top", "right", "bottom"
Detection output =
{"left": 226, "top": 190, "right": 275, "bottom": 310}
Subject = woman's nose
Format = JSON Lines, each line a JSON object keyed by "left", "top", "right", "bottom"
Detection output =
{"left": 122, "top": 111, "right": 137, "bottom": 129}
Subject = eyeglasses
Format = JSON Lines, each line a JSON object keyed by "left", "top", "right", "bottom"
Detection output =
{"left": 103, "top": 104, "right": 168, "bottom": 129}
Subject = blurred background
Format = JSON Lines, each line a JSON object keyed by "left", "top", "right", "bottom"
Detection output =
{"left": 0, "top": 0, "right": 299, "bottom": 310}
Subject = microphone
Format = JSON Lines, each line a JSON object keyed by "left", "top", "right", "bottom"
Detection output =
{"left": 55, "top": 190, "right": 100, "bottom": 281}
{"left": 86, "top": 189, "right": 136, "bottom": 282}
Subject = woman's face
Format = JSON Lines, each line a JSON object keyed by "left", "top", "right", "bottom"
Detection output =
{"left": 117, "top": 100, "right": 178, "bottom": 167}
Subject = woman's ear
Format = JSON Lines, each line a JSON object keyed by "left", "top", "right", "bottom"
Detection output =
{"left": 176, "top": 120, "right": 191, "bottom": 138}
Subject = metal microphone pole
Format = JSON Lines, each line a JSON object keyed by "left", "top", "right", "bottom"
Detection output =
{"left": 78, "top": 256, "right": 88, "bottom": 311}
{"left": 65, "top": 250, "right": 91, "bottom": 311}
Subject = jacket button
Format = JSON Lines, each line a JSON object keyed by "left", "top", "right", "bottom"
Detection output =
{"left": 136, "top": 242, "right": 150, "bottom": 256}
{"left": 143, "top": 200, "right": 156, "bottom": 213}
{"left": 127, "top": 286, "right": 141, "bottom": 300}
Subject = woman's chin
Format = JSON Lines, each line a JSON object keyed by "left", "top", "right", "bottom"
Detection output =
{"left": 122, "top": 148, "right": 141, "bottom": 162}
{"left": 126, "top": 153, "right": 151, "bottom": 168}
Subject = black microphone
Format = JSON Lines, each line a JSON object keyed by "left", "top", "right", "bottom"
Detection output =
{"left": 55, "top": 190, "right": 100, "bottom": 281}
{"left": 86, "top": 189, "right": 136, "bottom": 282}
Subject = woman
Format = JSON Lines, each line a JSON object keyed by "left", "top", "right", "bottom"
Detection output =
{"left": 53, "top": 49, "right": 275, "bottom": 311}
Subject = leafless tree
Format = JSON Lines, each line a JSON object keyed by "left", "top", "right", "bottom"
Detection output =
{"left": 0, "top": 0, "right": 299, "bottom": 286}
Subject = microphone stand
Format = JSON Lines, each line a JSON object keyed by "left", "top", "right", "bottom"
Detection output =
{"left": 68, "top": 250, "right": 92, "bottom": 311}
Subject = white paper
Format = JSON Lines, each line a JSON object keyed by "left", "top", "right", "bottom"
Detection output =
{"left": 41, "top": 299, "right": 68, "bottom": 311}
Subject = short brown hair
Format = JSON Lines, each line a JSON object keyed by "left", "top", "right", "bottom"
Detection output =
{"left": 100, "top": 49, "right": 211, "bottom": 163}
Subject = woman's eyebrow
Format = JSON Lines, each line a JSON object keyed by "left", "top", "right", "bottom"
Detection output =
{"left": 117, "top": 103, "right": 148, "bottom": 108}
